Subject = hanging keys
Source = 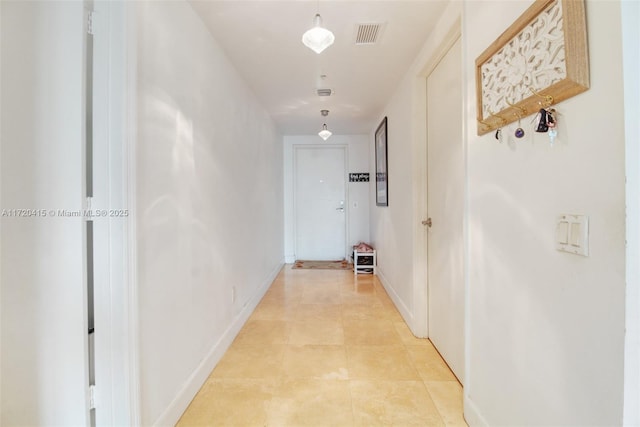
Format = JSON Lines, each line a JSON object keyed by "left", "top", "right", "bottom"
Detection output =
{"left": 546, "top": 108, "right": 556, "bottom": 128}
{"left": 534, "top": 108, "right": 548, "bottom": 132}
{"left": 546, "top": 108, "right": 557, "bottom": 145}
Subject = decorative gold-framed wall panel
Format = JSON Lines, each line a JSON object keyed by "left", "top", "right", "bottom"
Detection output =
{"left": 475, "top": 0, "right": 589, "bottom": 136}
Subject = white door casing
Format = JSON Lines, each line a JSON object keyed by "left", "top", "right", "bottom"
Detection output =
{"left": 91, "top": 2, "right": 140, "bottom": 424}
{"left": 294, "top": 146, "right": 347, "bottom": 261}
{"left": 426, "top": 37, "right": 465, "bottom": 382}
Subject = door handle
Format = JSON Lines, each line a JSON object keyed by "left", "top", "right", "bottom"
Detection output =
{"left": 336, "top": 207, "right": 345, "bottom": 212}
{"left": 422, "top": 218, "right": 432, "bottom": 227}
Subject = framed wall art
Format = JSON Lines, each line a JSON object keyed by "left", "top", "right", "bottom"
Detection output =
{"left": 375, "top": 117, "right": 388, "bottom": 206}
{"left": 475, "top": 0, "right": 589, "bottom": 135}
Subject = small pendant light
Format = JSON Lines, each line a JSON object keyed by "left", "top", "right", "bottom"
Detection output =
{"left": 302, "top": 8, "right": 334, "bottom": 54}
{"left": 318, "top": 123, "right": 332, "bottom": 140}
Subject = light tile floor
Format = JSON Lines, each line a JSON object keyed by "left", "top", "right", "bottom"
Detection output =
{"left": 177, "top": 265, "right": 467, "bottom": 426}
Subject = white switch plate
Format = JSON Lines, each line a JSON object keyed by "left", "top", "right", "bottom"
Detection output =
{"left": 556, "top": 214, "right": 589, "bottom": 256}
{"left": 556, "top": 221, "right": 569, "bottom": 244}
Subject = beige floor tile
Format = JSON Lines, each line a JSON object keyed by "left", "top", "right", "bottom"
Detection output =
{"left": 289, "top": 319, "right": 344, "bottom": 345}
{"left": 346, "top": 345, "right": 421, "bottom": 380}
{"left": 263, "top": 284, "right": 305, "bottom": 301}
{"left": 259, "top": 293, "right": 303, "bottom": 307}
{"left": 340, "top": 275, "right": 374, "bottom": 287}
{"left": 176, "top": 379, "right": 275, "bottom": 427}
{"left": 283, "top": 345, "right": 349, "bottom": 379}
{"left": 266, "top": 378, "right": 354, "bottom": 426}
{"left": 179, "top": 266, "right": 463, "bottom": 426}
{"left": 232, "top": 319, "right": 291, "bottom": 347}
{"left": 342, "top": 289, "right": 383, "bottom": 306}
{"left": 378, "top": 293, "right": 400, "bottom": 309}
{"left": 425, "top": 381, "right": 468, "bottom": 426}
{"left": 343, "top": 320, "right": 403, "bottom": 346}
{"left": 406, "top": 344, "right": 458, "bottom": 382}
{"left": 250, "top": 300, "right": 298, "bottom": 321}
{"left": 210, "top": 343, "right": 285, "bottom": 379}
{"left": 301, "top": 283, "right": 343, "bottom": 305}
{"left": 372, "top": 280, "right": 392, "bottom": 298}
{"left": 350, "top": 380, "right": 445, "bottom": 426}
{"left": 384, "top": 309, "right": 405, "bottom": 323}
{"left": 271, "top": 274, "right": 303, "bottom": 287}
{"left": 378, "top": 297, "right": 400, "bottom": 311}
{"left": 294, "top": 303, "right": 342, "bottom": 322}
{"left": 393, "top": 321, "right": 431, "bottom": 346}
{"left": 297, "top": 270, "right": 344, "bottom": 283}
{"left": 378, "top": 299, "right": 405, "bottom": 322}
{"left": 342, "top": 304, "right": 390, "bottom": 322}
{"left": 341, "top": 279, "right": 376, "bottom": 294}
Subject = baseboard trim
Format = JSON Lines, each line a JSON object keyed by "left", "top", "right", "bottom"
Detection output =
{"left": 152, "top": 261, "right": 284, "bottom": 426}
{"left": 375, "top": 268, "right": 415, "bottom": 330}
{"left": 464, "top": 394, "right": 489, "bottom": 427}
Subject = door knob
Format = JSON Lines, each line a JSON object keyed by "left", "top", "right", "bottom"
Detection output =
{"left": 422, "top": 218, "right": 432, "bottom": 227}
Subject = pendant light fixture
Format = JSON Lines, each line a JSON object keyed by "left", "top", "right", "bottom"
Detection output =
{"left": 302, "top": 2, "right": 334, "bottom": 54}
{"left": 318, "top": 123, "right": 332, "bottom": 140}
{"left": 318, "top": 109, "right": 332, "bottom": 140}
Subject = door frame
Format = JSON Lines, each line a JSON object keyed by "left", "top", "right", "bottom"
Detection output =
{"left": 411, "top": 17, "right": 462, "bottom": 340}
{"left": 292, "top": 144, "right": 349, "bottom": 261}
{"left": 622, "top": 0, "right": 640, "bottom": 423}
{"left": 424, "top": 34, "right": 464, "bottom": 382}
{"left": 91, "top": 1, "right": 140, "bottom": 424}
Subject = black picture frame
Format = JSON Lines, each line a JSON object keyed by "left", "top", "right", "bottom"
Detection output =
{"left": 375, "top": 117, "right": 388, "bottom": 206}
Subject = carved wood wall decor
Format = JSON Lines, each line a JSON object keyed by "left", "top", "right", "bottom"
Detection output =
{"left": 475, "top": 0, "right": 589, "bottom": 136}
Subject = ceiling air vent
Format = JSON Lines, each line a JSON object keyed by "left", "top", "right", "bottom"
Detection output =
{"left": 355, "top": 23, "right": 384, "bottom": 45}
{"left": 317, "top": 88, "right": 333, "bottom": 97}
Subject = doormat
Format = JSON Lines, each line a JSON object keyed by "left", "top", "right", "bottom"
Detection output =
{"left": 292, "top": 260, "right": 352, "bottom": 270}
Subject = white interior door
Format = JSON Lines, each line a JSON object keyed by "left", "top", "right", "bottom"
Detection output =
{"left": 426, "top": 37, "right": 464, "bottom": 382}
{"left": 295, "top": 146, "right": 346, "bottom": 260}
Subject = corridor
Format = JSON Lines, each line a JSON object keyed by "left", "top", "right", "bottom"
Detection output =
{"left": 177, "top": 266, "right": 466, "bottom": 426}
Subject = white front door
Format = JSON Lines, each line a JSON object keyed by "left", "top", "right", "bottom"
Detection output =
{"left": 426, "top": 37, "right": 465, "bottom": 382}
{"left": 295, "top": 146, "right": 347, "bottom": 260}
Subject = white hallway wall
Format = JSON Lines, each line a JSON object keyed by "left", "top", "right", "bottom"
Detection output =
{"left": 464, "top": 1, "right": 625, "bottom": 424}
{"left": 372, "top": 0, "right": 628, "bottom": 425}
{"left": 136, "top": 1, "right": 284, "bottom": 424}
{"left": 283, "top": 135, "right": 370, "bottom": 263}
{"left": 0, "top": 1, "right": 89, "bottom": 424}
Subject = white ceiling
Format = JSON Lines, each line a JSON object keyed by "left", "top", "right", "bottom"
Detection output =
{"left": 189, "top": 1, "right": 448, "bottom": 135}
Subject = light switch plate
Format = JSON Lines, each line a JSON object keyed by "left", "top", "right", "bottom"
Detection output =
{"left": 557, "top": 214, "right": 589, "bottom": 256}
{"left": 556, "top": 221, "right": 569, "bottom": 244}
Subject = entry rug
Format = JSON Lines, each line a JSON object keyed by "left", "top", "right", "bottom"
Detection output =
{"left": 292, "top": 260, "right": 352, "bottom": 270}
